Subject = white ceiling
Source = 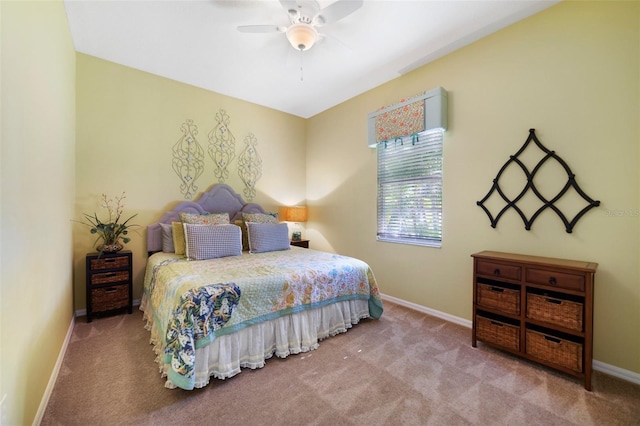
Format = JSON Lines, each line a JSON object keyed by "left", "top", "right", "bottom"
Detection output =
{"left": 64, "top": 0, "right": 559, "bottom": 118}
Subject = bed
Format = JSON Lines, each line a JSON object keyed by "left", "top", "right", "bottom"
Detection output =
{"left": 141, "top": 184, "right": 383, "bottom": 390}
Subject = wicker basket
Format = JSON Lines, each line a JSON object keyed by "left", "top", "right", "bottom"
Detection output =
{"left": 91, "top": 271, "right": 130, "bottom": 286}
{"left": 91, "top": 285, "right": 128, "bottom": 312}
{"left": 527, "top": 293, "right": 583, "bottom": 332}
{"left": 476, "top": 315, "right": 520, "bottom": 351}
{"left": 90, "top": 255, "right": 129, "bottom": 271}
{"left": 526, "top": 329, "right": 583, "bottom": 372}
{"left": 477, "top": 283, "right": 520, "bottom": 315}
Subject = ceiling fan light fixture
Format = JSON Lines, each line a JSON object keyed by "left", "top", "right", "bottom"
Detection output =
{"left": 286, "top": 23, "right": 318, "bottom": 51}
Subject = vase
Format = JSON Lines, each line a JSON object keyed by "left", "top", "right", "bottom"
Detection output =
{"left": 98, "top": 243, "right": 123, "bottom": 253}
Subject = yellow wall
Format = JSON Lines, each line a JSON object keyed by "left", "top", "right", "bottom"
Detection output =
{"left": 307, "top": 1, "right": 640, "bottom": 374}
{"left": 1, "top": 1, "right": 76, "bottom": 424}
{"left": 74, "top": 54, "right": 307, "bottom": 309}
{"left": 1, "top": 2, "right": 638, "bottom": 423}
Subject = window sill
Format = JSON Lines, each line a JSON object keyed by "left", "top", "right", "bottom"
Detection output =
{"left": 377, "top": 236, "right": 441, "bottom": 248}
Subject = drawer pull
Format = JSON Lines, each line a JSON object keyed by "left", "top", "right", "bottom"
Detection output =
{"left": 104, "top": 273, "right": 117, "bottom": 278}
{"left": 105, "top": 288, "right": 118, "bottom": 293}
{"left": 104, "top": 258, "right": 116, "bottom": 263}
{"left": 546, "top": 298, "right": 562, "bottom": 304}
{"left": 490, "top": 286, "right": 504, "bottom": 293}
{"left": 490, "top": 321, "right": 504, "bottom": 327}
{"left": 543, "top": 335, "right": 561, "bottom": 344}
{"left": 549, "top": 276, "right": 557, "bottom": 285}
{"left": 493, "top": 268, "right": 501, "bottom": 276}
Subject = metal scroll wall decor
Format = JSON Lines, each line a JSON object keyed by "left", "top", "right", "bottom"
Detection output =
{"left": 477, "top": 128, "right": 600, "bottom": 233}
{"left": 237, "top": 133, "right": 262, "bottom": 201}
{"left": 208, "top": 109, "right": 236, "bottom": 183}
{"left": 172, "top": 119, "right": 205, "bottom": 199}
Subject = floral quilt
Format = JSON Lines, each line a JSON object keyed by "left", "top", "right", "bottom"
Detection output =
{"left": 141, "top": 248, "right": 383, "bottom": 390}
{"left": 164, "top": 282, "right": 241, "bottom": 389}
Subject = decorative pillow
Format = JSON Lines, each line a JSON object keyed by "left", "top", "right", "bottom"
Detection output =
{"left": 239, "top": 213, "right": 279, "bottom": 251}
{"left": 172, "top": 221, "right": 186, "bottom": 256}
{"left": 242, "top": 212, "right": 278, "bottom": 224}
{"left": 159, "top": 223, "right": 175, "bottom": 253}
{"left": 179, "top": 212, "right": 230, "bottom": 225}
{"left": 246, "top": 222, "right": 291, "bottom": 254}
{"left": 183, "top": 223, "right": 242, "bottom": 260}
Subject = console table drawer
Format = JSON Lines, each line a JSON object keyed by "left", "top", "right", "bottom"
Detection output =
{"left": 476, "top": 315, "right": 520, "bottom": 351}
{"left": 476, "top": 261, "right": 521, "bottom": 281}
{"left": 527, "top": 293, "right": 583, "bottom": 332}
{"left": 526, "top": 268, "right": 584, "bottom": 292}
{"left": 526, "top": 329, "right": 583, "bottom": 372}
{"left": 477, "top": 283, "right": 520, "bottom": 315}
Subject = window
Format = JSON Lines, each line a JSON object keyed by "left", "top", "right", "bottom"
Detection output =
{"left": 377, "top": 130, "right": 443, "bottom": 247}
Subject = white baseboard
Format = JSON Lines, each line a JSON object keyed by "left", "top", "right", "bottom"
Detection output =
{"left": 74, "top": 298, "right": 141, "bottom": 318}
{"left": 380, "top": 293, "right": 640, "bottom": 386}
{"left": 33, "top": 314, "right": 76, "bottom": 426}
{"left": 593, "top": 360, "right": 640, "bottom": 386}
{"left": 381, "top": 293, "right": 472, "bottom": 328}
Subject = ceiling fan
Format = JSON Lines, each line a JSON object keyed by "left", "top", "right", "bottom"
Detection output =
{"left": 237, "top": 0, "right": 363, "bottom": 52}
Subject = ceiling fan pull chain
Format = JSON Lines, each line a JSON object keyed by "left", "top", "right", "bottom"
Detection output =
{"left": 300, "top": 50, "right": 304, "bottom": 82}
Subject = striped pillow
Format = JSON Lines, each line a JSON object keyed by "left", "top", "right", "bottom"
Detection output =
{"left": 246, "top": 222, "right": 291, "bottom": 254}
{"left": 183, "top": 223, "right": 242, "bottom": 260}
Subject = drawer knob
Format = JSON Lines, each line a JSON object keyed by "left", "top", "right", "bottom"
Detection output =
{"left": 493, "top": 268, "right": 501, "bottom": 276}
{"left": 549, "top": 276, "right": 557, "bottom": 285}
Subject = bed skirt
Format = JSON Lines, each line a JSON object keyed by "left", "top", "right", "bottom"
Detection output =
{"left": 142, "top": 299, "right": 370, "bottom": 389}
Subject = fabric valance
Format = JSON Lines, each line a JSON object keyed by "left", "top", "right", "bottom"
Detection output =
{"left": 367, "top": 87, "right": 447, "bottom": 148}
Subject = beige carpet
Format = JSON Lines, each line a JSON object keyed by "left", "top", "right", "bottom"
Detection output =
{"left": 42, "top": 302, "right": 640, "bottom": 425}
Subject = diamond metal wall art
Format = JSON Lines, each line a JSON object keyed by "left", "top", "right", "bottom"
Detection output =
{"left": 477, "top": 129, "right": 600, "bottom": 233}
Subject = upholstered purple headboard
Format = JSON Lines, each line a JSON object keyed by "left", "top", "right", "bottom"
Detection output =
{"left": 147, "top": 184, "right": 266, "bottom": 254}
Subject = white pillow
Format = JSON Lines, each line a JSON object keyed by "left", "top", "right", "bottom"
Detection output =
{"left": 246, "top": 222, "right": 291, "bottom": 254}
{"left": 183, "top": 223, "right": 242, "bottom": 260}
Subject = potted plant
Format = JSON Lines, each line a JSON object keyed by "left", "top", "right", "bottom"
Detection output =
{"left": 78, "top": 192, "right": 139, "bottom": 255}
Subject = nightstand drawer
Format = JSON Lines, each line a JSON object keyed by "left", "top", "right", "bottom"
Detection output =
{"left": 90, "top": 270, "right": 130, "bottom": 286}
{"left": 90, "top": 255, "right": 130, "bottom": 270}
{"left": 91, "top": 285, "right": 129, "bottom": 313}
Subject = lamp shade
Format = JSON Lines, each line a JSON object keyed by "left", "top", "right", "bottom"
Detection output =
{"left": 286, "top": 23, "right": 318, "bottom": 51}
{"left": 280, "top": 206, "right": 308, "bottom": 222}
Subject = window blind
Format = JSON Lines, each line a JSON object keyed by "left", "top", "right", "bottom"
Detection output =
{"left": 377, "top": 130, "right": 443, "bottom": 247}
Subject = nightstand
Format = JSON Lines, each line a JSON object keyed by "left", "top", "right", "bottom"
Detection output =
{"left": 290, "top": 239, "right": 309, "bottom": 249}
{"left": 85, "top": 250, "right": 133, "bottom": 322}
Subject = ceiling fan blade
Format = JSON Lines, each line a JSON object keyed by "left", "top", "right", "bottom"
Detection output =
{"left": 314, "top": 0, "right": 363, "bottom": 26}
{"left": 317, "top": 32, "right": 351, "bottom": 55}
{"left": 237, "top": 25, "right": 286, "bottom": 34}
{"left": 279, "top": 0, "right": 299, "bottom": 14}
